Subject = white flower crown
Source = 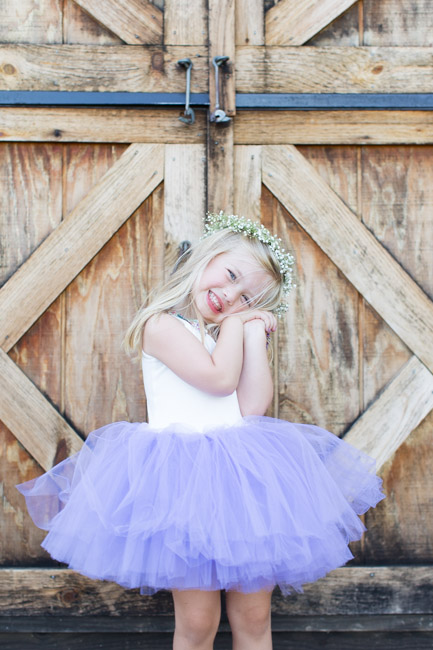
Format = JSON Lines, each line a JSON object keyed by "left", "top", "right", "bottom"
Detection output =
{"left": 202, "top": 212, "right": 295, "bottom": 315}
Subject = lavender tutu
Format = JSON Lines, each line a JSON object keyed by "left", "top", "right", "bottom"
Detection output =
{"left": 16, "top": 416, "right": 385, "bottom": 595}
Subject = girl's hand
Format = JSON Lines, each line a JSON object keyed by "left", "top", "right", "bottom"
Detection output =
{"left": 223, "top": 309, "right": 277, "bottom": 333}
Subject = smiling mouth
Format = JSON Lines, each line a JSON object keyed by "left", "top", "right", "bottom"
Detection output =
{"left": 207, "top": 290, "right": 223, "bottom": 313}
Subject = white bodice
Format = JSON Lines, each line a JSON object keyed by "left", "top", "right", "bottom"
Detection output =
{"left": 141, "top": 315, "right": 242, "bottom": 431}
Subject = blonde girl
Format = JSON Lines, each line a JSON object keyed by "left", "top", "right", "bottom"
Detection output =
{"left": 17, "top": 213, "right": 384, "bottom": 650}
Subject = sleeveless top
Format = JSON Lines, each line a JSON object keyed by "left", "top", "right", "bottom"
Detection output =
{"left": 141, "top": 315, "right": 242, "bottom": 431}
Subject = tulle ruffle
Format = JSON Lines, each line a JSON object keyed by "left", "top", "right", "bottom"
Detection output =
{"left": 16, "top": 416, "right": 385, "bottom": 595}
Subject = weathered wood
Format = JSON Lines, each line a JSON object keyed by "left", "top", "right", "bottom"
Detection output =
{"left": 164, "top": 144, "right": 206, "bottom": 273}
{"left": 234, "top": 111, "right": 433, "bottom": 145}
{"left": 0, "top": 566, "right": 432, "bottom": 616}
{"left": 62, "top": 145, "right": 159, "bottom": 434}
{"left": 164, "top": 0, "right": 207, "bottom": 45}
{"left": 73, "top": 0, "right": 163, "bottom": 44}
{"left": 0, "top": 143, "right": 164, "bottom": 351}
{"left": 0, "top": 45, "right": 208, "bottom": 92}
{"left": 264, "top": 148, "right": 360, "bottom": 435}
{"left": 209, "top": 0, "right": 235, "bottom": 117}
{"left": 236, "top": 47, "right": 433, "bottom": 93}
{"left": 262, "top": 145, "right": 433, "bottom": 375}
{"left": 364, "top": 0, "right": 433, "bottom": 47}
{"left": 64, "top": 0, "right": 123, "bottom": 44}
{"left": 265, "top": 0, "right": 357, "bottom": 46}
{"left": 235, "top": 0, "right": 264, "bottom": 45}
{"left": 344, "top": 356, "right": 433, "bottom": 469}
{"left": 0, "top": 108, "right": 207, "bottom": 143}
{"left": 233, "top": 145, "right": 262, "bottom": 221}
{"left": 0, "top": 0, "right": 62, "bottom": 44}
{"left": 307, "top": 0, "right": 360, "bottom": 46}
{"left": 207, "top": 0, "right": 235, "bottom": 213}
{"left": 0, "top": 349, "right": 82, "bottom": 471}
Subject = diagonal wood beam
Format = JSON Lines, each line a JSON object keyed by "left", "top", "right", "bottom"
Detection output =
{"left": 0, "top": 349, "right": 82, "bottom": 471}
{"left": 262, "top": 145, "right": 433, "bottom": 375}
{"left": 73, "top": 0, "right": 163, "bottom": 45}
{"left": 0, "top": 143, "right": 164, "bottom": 352}
{"left": 344, "top": 356, "right": 433, "bottom": 470}
{"left": 266, "top": 0, "right": 358, "bottom": 46}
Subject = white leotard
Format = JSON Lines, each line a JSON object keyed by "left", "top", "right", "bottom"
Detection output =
{"left": 141, "top": 316, "right": 242, "bottom": 431}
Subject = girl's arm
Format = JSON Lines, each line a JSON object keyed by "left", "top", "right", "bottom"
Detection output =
{"left": 236, "top": 319, "right": 274, "bottom": 416}
{"left": 143, "top": 312, "right": 258, "bottom": 396}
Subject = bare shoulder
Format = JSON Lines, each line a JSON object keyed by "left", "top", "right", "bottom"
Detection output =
{"left": 142, "top": 313, "right": 202, "bottom": 357}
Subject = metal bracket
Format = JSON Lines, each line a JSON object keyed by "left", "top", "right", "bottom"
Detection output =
{"left": 209, "top": 56, "right": 231, "bottom": 125}
{"left": 177, "top": 58, "right": 195, "bottom": 125}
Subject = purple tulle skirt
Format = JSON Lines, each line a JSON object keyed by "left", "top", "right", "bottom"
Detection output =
{"left": 16, "top": 416, "right": 385, "bottom": 596}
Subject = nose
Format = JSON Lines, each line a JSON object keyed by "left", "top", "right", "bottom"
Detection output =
{"left": 223, "top": 286, "right": 240, "bottom": 306}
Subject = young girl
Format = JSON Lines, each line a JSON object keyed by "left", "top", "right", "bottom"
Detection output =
{"left": 17, "top": 213, "right": 385, "bottom": 650}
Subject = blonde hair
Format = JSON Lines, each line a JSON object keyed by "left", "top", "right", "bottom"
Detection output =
{"left": 123, "top": 229, "right": 285, "bottom": 355}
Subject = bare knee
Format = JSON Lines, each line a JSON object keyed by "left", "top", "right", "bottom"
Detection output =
{"left": 226, "top": 591, "right": 272, "bottom": 639}
{"left": 173, "top": 590, "right": 221, "bottom": 648}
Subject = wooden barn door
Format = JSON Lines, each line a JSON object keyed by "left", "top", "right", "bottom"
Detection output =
{"left": 1, "top": 1, "right": 433, "bottom": 647}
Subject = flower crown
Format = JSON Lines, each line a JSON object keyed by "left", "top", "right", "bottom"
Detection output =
{"left": 203, "top": 212, "right": 295, "bottom": 315}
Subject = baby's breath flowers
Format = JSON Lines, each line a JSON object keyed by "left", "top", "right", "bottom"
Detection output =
{"left": 203, "top": 212, "right": 295, "bottom": 315}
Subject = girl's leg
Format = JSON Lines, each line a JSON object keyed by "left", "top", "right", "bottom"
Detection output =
{"left": 172, "top": 589, "right": 221, "bottom": 650}
{"left": 225, "top": 589, "right": 273, "bottom": 650}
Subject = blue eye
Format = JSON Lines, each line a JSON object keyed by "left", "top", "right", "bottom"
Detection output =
{"left": 228, "top": 269, "right": 236, "bottom": 281}
{"left": 242, "top": 295, "right": 250, "bottom": 305}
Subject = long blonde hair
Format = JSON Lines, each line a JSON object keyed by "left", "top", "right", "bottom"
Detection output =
{"left": 123, "top": 229, "right": 285, "bottom": 355}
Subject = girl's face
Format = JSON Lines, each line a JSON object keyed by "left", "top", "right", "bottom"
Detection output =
{"left": 193, "top": 251, "right": 272, "bottom": 324}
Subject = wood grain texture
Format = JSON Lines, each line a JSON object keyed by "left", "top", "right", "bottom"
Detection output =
{"left": 263, "top": 147, "right": 360, "bottom": 434}
{"left": 364, "top": 0, "right": 433, "bottom": 46}
{"left": 164, "top": 144, "right": 206, "bottom": 273}
{"left": 236, "top": 46, "right": 433, "bottom": 93}
{"left": 63, "top": 0, "right": 123, "bottom": 44}
{"left": 262, "top": 145, "right": 433, "bottom": 374}
{"left": 164, "top": 0, "right": 207, "bottom": 45}
{"left": 73, "top": 0, "right": 163, "bottom": 44}
{"left": 0, "top": 0, "right": 62, "bottom": 44}
{"left": 265, "top": 0, "right": 357, "bottom": 45}
{"left": 207, "top": 0, "right": 235, "bottom": 213}
{"left": 233, "top": 145, "right": 262, "bottom": 220}
{"left": 0, "top": 348, "right": 82, "bottom": 471}
{"left": 62, "top": 145, "right": 162, "bottom": 434}
{"left": 344, "top": 356, "right": 433, "bottom": 469}
{"left": 0, "top": 108, "right": 207, "bottom": 143}
{"left": 0, "top": 143, "right": 164, "bottom": 351}
{"left": 234, "top": 111, "right": 433, "bottom": 145}
{"left": 209, "top": 0, "right": 235, "bottom": 116}
{"left": 0, "top": 566, "right": 432, "bottom": 616}
{"left": 307, "top": 1, "right": 360, "bottom": 46}
{"left": 235, "top": 0, "right": 264, "bottom": 45}
{"left": 0, "top": 45, "right": 208, "bottom": 92}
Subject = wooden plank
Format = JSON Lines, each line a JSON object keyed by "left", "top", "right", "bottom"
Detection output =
{"left": 233, "top": 145, "right": 262, "bottom": 220}
{"left": 235, "top": 0, "right": 264, "bottom": 45}
{"left": 164, "top": 0, "right": 207, "bottom": 45}
{"left": 266, "top": 147, "right": 361, "bottom": 435}
{"left": 207, "top": 0, "right": 235, "bottom": 214}
{"left": 364, "top": 0, "right": 433, "bottom": 46}
{"left": 209, "top": 0, "right": 235, "bottom": 117}
{"left": 0, "top": 143, "right": 164, "bottom": 351}
{"left": 62, "top": 145, "right": 158, "bottom": 434}
{"left": 266, "top": 0, "right": 357, "bottom": 46}
{"left": 73, "top": 0, "right": 163, "bottom": 44}
{"left": 64, "top": 0, "right": 123, "bottom": 44}
{"left": 307, "top": 1, "right": 360, "bottom": 46}
{"left": 0, "top": 566, "right": 432, "bottom": 616}
{"left": 344, "top": 356, "right": 433, "bottom": 469}
{"left": 0, "top": 108, "right": 207, "bottom": 143}
{"left": 164, "top": 144, "right": 206, "bottom": 273}
{"left": 0, "top": 0, "right": 62, "bottom": 44}
{"left": 0, "top": 45, "right": 208, "bottom": 92}
{"left": 234, "top": 111, "right": 433, "bottom": 146}
{"left": 0, "top": 349, "right": 82, "bottom": 471}
{"left": 262, "top": 145, "right": 433, "bottom": 374}
{"left": 236, "top": 46, "right": 433, "bottom": 93}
